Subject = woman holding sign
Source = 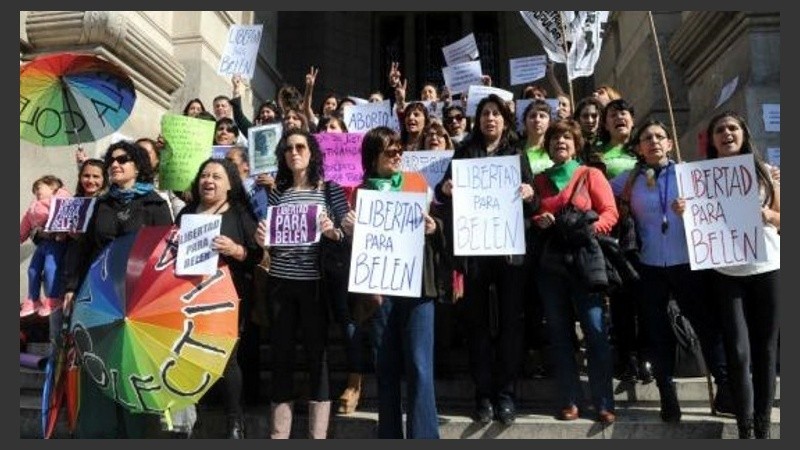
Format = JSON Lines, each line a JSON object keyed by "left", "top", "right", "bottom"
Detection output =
{"left": 341, "top": 126, "right": 444, "bottom": 438}
{"left": 434, "top": 94, "right": 536, "bottom": 426}
{"left": 255, "top": 129, "right": 350, "bottom": 439}
{"left": 177, "top": 158, "right": 265, "bottom": 438}
{"left": 684, "top": 112, "right": 780, "bottom": 439}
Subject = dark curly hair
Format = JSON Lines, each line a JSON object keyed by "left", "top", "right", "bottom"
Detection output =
{"left": 462, "top": 94, "right": 518, "bottom": 151}
{"left": 103, "top": 140, "right": 156, "bottom": 184}
{"left": 186, "top": 158, "right": 254, "bottom": 220}
{"left": 274, "top": 129, "right": 325, "bottom": 191}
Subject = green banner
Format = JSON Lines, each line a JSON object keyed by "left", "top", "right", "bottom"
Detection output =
{"left": 159, "top": 114, "right": 215, "bottom": 191}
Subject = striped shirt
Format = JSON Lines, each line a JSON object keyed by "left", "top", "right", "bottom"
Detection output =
{"left": 267, "top": 184, "right": 350, "bottom": 280}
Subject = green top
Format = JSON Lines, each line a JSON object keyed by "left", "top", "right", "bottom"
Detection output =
{"left": 599, "top": 143, "right": 638, "bottom": 178}
{"left": 525, "top": 145, "right": 554, "bottom": 176}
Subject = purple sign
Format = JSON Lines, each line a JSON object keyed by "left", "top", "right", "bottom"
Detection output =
{"left": 266, "top": 203, "right": 321, "bottom": 247}
{"left": 315, "top": 132, "right": 364, "bottom": 187}
{"left": 44, "top": 197, "right": 97, "bottom": 233}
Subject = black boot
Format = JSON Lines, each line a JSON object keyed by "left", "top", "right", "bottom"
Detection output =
{"left": 713, "top": 383, "right": 735, "bottom": 416}
{"left": 658, "top": 382, "right": 681, "bottom": 423}
{"left": 228, "top": 416, "right": 246, "bottom": 439}
{"left": 737, "top": 418, "right": 754, "bottom": 439}
{"left": 754, "top": 415, "right": 771, "bottom": 439}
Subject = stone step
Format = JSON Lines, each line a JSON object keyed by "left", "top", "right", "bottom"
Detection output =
{"left": 20, "top": 393, "right": 780, "bottom": 439}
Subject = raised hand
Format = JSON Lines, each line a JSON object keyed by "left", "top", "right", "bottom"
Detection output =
{"left": 388, "top": 61, "right": 402, "bottom": 88}
{"left": 306, "top": 66, "right": 319, "bottom": 89}
{"left": 232, "top": 74, "right": 246, "bottom": 98}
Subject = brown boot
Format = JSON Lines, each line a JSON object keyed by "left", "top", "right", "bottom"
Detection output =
{"left": 337, "top": 373, "right": 362, "bottom": 414}
{"left": 269, "top": 402, "right": 293, "bottom": 439}
{"left": 308, "top": 400, "right": 331, "bottom": 439}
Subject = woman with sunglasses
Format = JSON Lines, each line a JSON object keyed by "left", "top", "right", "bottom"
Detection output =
{"left": 62, "top": 141, "right": 172, "bottom": 438}
{"left": 341, "top": 126, "right": 444, "bottom": 438}
{"left": 442, "top": 104, "right": 470, "bottom": 145}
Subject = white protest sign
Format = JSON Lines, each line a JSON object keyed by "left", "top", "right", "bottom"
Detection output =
{"left": 466, "top": 85, "right": 515, "bottom": 116}
{"left": 442, "top": 60, "right": 483, "bottom": 95}
{"left": 217, "top": 24, "right": 263, "bottom": 80}
{"left": 248, "top": 123, "right": 282, "bottom": 175}
{"left": 44, "top": 197, "right": 97, "bottom": 233}
{"left": 567, "top": 11, "right": 609, "bottom": 80}
{"left": 762, "top": 104, "right": 780, "bottom": 132}
{"left": 519, "top": 11, "right": 571, "bottom": 63}
{"left": 343, "top": 99, "right": 394, "bottom": 133}
{"left": 348, "top": 190, "right": 427, "bottom": 298}
{"left": 451, "top": 155, "right": 525, "bottom": 256}
{"left": 766, "top": 148, "right": 780, "bottom": 168}
{"left": 176, "top": 214, "right": 222, "bottom": 276}
{"left": 675, "top": 154, "right": 767, "bottom": 270}
{"left": 442, "top": 33, "right": 480, "bottom": 66}
{"left": 401, "top": 150, "right": 455, "bottom": 189}
{"left": 715, "top": 76, "right": 739, "bottom": 109}
{"left": 264, "top": 204, "right": 321, "bottom": 247}
{"left": 509, "top": 55, "right": 547, "bottom": 86}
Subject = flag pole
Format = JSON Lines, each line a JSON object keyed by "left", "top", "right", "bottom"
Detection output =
{"left": 558, "top": 12, "right": 575, "bottom": 109}
{"left": 647, "top": 11, "right": 682, "bottom": 162}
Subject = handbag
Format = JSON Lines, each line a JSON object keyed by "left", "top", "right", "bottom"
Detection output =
{"left": 667, "top": 299, "right": 708, "bottom": 378}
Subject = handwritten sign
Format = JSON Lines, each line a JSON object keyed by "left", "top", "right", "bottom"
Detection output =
{"left": 715, "top": 76, "right": 739, "bottom": 109}
{"left": 762, "top": 104, "right": 780, "bottom": 132}
{"left": 217, "top": 24, "right": 263, "bottom": 80}
{"left": 159, "top": 114, "right": 215, "bottom": 191}
{"left": 316, "top": 132, "right": 364, "bottom": 187}
{"left": 442, "top": 60, "right": 483, "bottom": 95}
{"left": 509, "top": 55, "right": 547, "bottom": 86}
{"left": 451, "top": 155, "right": 525, "bottom": 256}
{"left": 766, "top": 148, "right": 780, "bottom": 168}
{"left": 675, "top": 154, "right": 767, "bottom": 270}
{"left": 264, "top": 204, "right": 321, "bottom": 247}
{"left": 466, "top": 85, "right": 515, "bottom": 117}
{"left": 442, "top": 33, "right": 480, "bottom": 66}
{"left": 348, "top": 190, "right": 426, "bottom": 298}
{"left": 44, "top": 197, "right": 96, "bottom": 232}
{"left": 248, "top": 123, "right": 282, "bottom": 175}
{"left": 176, "top": 214, "right": 222, "bottom": 276}
{"left": 401, "top": 150, "right": 454, "bottom": 189}
{"left": 342, "top": 99, "right": 394, "bottom": 133}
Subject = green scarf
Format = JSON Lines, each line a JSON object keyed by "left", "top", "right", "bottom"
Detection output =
{"left": 545, "top": 159, "right": 580, "bottom": 192}
{"left": 364, "top": 171, "right": 403, "bottom": 192}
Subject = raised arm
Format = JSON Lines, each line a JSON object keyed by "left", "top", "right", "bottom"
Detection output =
{"left": 302, "top": 66, "right": 319, "bottom": 124}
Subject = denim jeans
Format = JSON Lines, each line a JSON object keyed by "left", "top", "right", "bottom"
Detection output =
{"left": 27, "top": 240, "right": 67, "bottom": 300}
{"left": 538, "top": 271, "right": 614, "bottom": 412}
{"left": 372, "top": 296, "right": 439, "bottom": 439}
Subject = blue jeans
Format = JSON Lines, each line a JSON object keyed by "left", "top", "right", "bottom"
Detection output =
{"left": 27, "top": 240, "right": 67, "bottom": 300}
{"left": 538, "top": 271, "right": 614, "bottom": 412}
{"left": 372, "top": 296, "right": 439, "bottom": 439}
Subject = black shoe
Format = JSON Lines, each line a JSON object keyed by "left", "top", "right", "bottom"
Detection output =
{"left": 472, "top": 398, "right": 494, "bottom": 424}
{"left": 737, "top": 418, "right": 754, "bottom": 439}
{"left": 713, "top": 383, "right": 735, "bottom": 416}
{"left": 228, "top": 417, "right": 245, "bottom": 439}
{"left": 659, "top": 382, "right": 681, "bottom": 423}
{"left": 496, "top": 399, "right": 516, "bottom": 426}
{"left": 637, "top": 360, "right": 654, "bottom": 384}
{"left": 754, "top": 415, "right": 771, "bottom": 439}
{"left": 615, "top": 355, "right": 637, "bottom": 382}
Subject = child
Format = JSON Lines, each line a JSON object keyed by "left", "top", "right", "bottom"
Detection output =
{"left": 20, "top": 175, "right": 71, "bottom": 318}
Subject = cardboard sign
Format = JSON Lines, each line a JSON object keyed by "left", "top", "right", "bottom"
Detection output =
{"left": 442, "top": 33, "right": 480, "bottom": 66}
{"left": 442, "top": 60, "right": 483, "bottom": 95}
{"left": 762, "top": 104, "right": 780, "bottom": 132}
{"left": 316, "top": 132, "right": 365, "bottom": 187}
{"left": 44, "top": 197, "right": 97, "bottom": 233}
{"left": 264, "top": 204, "right": 321, "bottom": 247}
{"left": 176, "top": 214, "right": 222, "bottom": 276}
{"left": 342, "top": 100, "right": 394, "bottom": 133}
{"left": 509, "top": 55, "right": 547, "bottom": 86}
{"left": 217, "top": 24, "right": 263, "bottom": 79}
{"left": 159, "top": 114, "right": 216, "bottom": 191}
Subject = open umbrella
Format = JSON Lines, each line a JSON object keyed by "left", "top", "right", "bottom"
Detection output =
{"left": 69, "top": 225, "right": 239, "bottom": 415}
{"left": 20, "top": 53, "right": 136, "bottom": 147}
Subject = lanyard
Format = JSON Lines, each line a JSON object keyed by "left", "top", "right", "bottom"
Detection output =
{"left": 658, "top": 166, "right": 670, "bottom": 234}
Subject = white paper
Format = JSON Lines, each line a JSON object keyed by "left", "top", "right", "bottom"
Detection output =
{"left": 451, "top": 155, "right": 526, "bottom": 256}
{"left": 176, "top": 214, "right": 222, "bottom": 276}
{"left": 248, "top": 123, "right": 282, "bottom": 175}
{"left": 400, "top": 150, "right": 455, "bottom": 189}
{"left": 442, "top": 60, "right": 483, "bottom": 95}
{"left": 674, "top": 154, "right": 767, "bottom": 270}
{"left": 442, "top": 33, "right": 480, "bottom": 66}
{"left": 343, "top": 100, "right": 394, "bottom": 133}
{"left": 762, "top": 104, "right": 780, "bottom": 132}
{"left": 348, "top": 190, "right": 427, "bottom": 298}
{"left": 715, "top": 76, "right": 739, "bottom": 109}
{"left": 465, "top": 85, "right": 514, "bottom": 117}
{"left": 766, "top": 148, "right": 780, "bottom": 168}
{"left": 509, "top": 55, "right": 547, "bottom": 86}
{"left": 217, "top": 24, "right": 263, "bottom": 80}
{"left": 420, "top": 100, "right": 446, "bottom": 120}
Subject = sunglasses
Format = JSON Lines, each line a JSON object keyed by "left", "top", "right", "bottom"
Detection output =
{"left": 382, "top": 149, "right": 404, "bottom": 158}
{"left": 108, "top": 154, "right": 133, "bottom": 165}
{"left": 446, "top": 114, "right": 464, "bottom": 122}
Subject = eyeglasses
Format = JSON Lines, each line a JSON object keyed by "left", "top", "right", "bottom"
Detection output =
{"left": 108, "top": 154, "right": 133, "bottom": 165}
{"left": 217, "top": 125, "right": 237, "bottom": 133}
{"left": 382, "top": 149, "right": 404, "bottom": 158}
{"left": 446, "top": 114, "right": 463, "bottom": 122}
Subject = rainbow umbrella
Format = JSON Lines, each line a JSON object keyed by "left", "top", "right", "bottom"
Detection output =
{"left": 41, "top": 306, "right": 81, "bottom": 439}
{"left": 20, "top": 53, "right": 136, "bottom": 146}
{"left": 69, "top": 225, "right": 239, "bottom": 415}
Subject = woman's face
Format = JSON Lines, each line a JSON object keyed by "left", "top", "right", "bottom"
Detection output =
{"left": 323, "top": 97, "right": 338, "bottom": 116}
{"left": 444, "top": 109, "right": 466, "bottom": 135}
{"left": 376, "top": 142, "right": 403, "bottom": 177}
{"left": 283, "top": 111, "right": 303, "bottom": 131}
{"left": 258, "top": 106, "right": 276, "bottom": 124}
{"left": 368, "top": 93, "right": 384, "bottom": 103}
{"left": 215, "top": 123, "right": 237, "bottom": 145}
{"left": 605, "top": 107, "right": 634, "bottom": 142}
{"left": 525, "top": 109, "right": 550, "bottom": 138}
{"left": 198, "top": 162, "right": 231, "bottom": 206}
{"left": 80, "top": 165, "right": 105, "bottom": 197}
{"left": 404, "top": 109, "right": 426, "bottom": 135}
{"left": 548, "top": 130, "right": 577, "bottom": 164}
{"left": 185, "top": 101, "right": 203, "bottom": 118}
{"left": 578, "top": 104, "right": 600, "bottom": 135}
{"left": 108, "top": 149, "right": 138, "bottom": 189}
{"left": 594, "top": 88, "right": 611, "bottom": 106}
{"left": 479, "top": 101, "right": 506, "bottom": 142}
{"left": 637, "top": 125, "right": 672, "bottom": 166}
{"left": 139, "top": 141, "right": 159, "bottom": 170}
{"left": 420, "top": 85, "right": 437, "bottom": 101}
{"left": 284, "top": 134, "right": 312, "bottom": 174}
{"left": 323, "top": 119, "right": 344, "bottom": 133}
{"left": 712, "top": 116, "right": 745, "bottom": 157}
{"left": 556, "top": 95, "right": 572, "bottom": 120}
{"left": 424, "top": 128, "right": 448, "bottom": 150}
